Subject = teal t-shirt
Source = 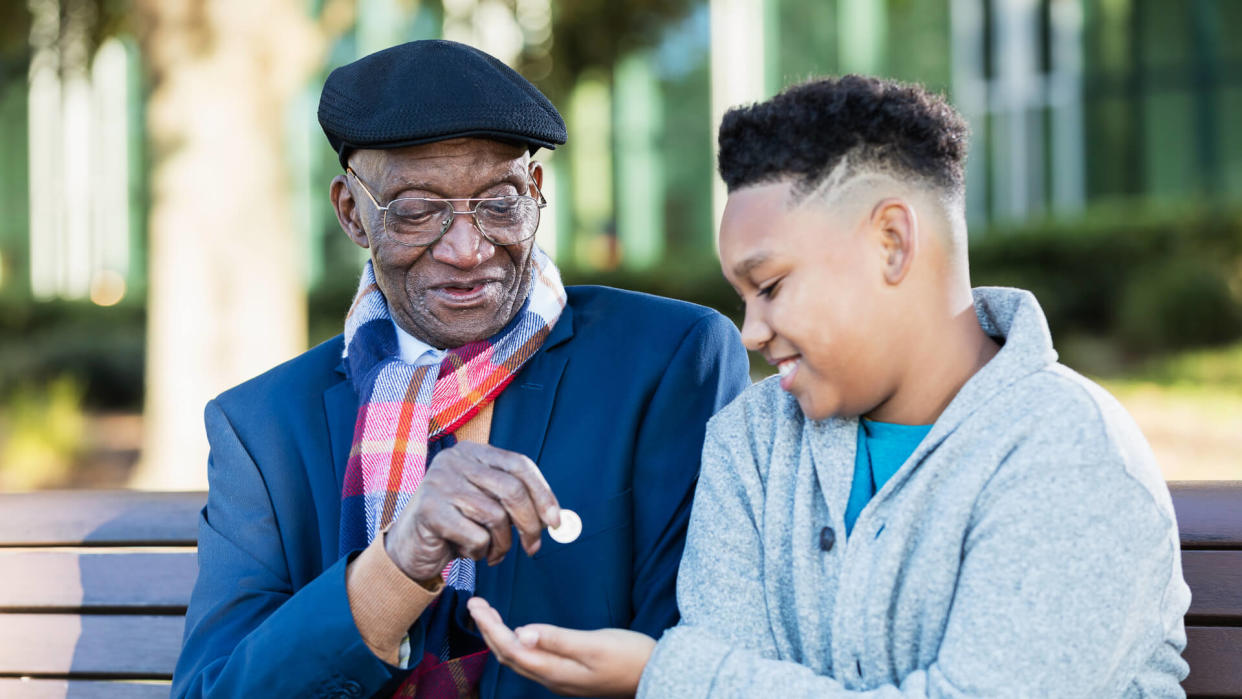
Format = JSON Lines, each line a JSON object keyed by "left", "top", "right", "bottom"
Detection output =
{"left": 844, "top": 419, "right": 933, "bottom": 535}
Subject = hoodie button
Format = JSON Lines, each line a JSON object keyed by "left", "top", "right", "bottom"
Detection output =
{"left": 819, "top": 526, "right": 836, "bottom": 552}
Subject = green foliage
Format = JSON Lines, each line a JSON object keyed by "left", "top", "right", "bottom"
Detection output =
{"left": 0, "top": 374, "right": 85, "bottom": 491}
{"left": 969, "top": 203, "right": 1242, "bottom": 357}
{"left": 0, "top": 297, "right": 145, "bottom": 410}
{"left": 0, "top": 3, "right": 30, "bottom": 63}
{"left": 1123, "top": 340, "right": 1242, "bottom": 390}
{"left": 1118, "top": 259, "right": 1242, "bottom": 352}
{"left": 308, "top": 271, "right": 357, "bottom": 347}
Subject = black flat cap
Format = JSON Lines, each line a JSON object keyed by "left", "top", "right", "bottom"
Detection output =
{"left": 318, "top": 40, "right": 567, "bottom": 169}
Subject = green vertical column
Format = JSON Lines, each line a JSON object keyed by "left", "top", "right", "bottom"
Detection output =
{"left": 551, "top": 155, "right": 573, "bottom": 264}
{"left": 838, "top": 0, "right": 887, "bottom": 75}
{"left": 1190, "top": 0, "right": 1219, "bottom": 196}
{"left": 613, "top": 51, "right": 664, "bottom": 271}
{"left": 1127, "top": 0, "right": 1147, "bottom": 197}
{"left": 567, "top": 75, "right": 614, "bottom": 269}
{"left": 357, "top": 0, "right": 408, "bottom": 54}
{"left": 125, "top": 36, "right": 147, "bottom": 294}
{"left": 764, "top": 0, "right": 782, "bottom": 94}
{"left": 0, "top": 78, "right": 29, "bottom": 296}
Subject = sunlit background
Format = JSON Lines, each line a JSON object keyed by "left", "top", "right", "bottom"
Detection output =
{"left": 0, "top": 0, "right": 1239, "bottom": 491}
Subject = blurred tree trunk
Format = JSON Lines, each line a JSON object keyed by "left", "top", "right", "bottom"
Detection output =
{"left": 129, "top": 0, "right": 326, "bottom": 490}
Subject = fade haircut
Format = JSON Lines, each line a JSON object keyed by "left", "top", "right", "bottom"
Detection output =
{"left": 717, "top": 75, "right": 969, "bottom": 208}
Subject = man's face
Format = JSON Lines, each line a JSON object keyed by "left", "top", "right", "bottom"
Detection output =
{"left": 336, "top": 138, "right": 540, "bottom": 348}
{"left": 719, "top": 180, "right": 897, "bottom": 421}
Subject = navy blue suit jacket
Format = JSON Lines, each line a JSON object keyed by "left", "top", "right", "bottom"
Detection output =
{"left": 172, "top": 286, "right": 750, "bottom": 698}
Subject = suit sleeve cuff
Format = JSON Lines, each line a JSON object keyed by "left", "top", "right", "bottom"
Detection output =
{"left": 346, "top": 532, "right": 444, "bottom": 665}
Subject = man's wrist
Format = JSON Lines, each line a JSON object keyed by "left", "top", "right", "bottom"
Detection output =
{"left": 345, "top": 535, "right": 444, "bottom": 666}
{"left": 382, "top": 526, "right": 444, "bottom": 592}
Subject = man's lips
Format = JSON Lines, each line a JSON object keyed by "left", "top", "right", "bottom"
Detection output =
{"left": 432, "top": 278, "right": 501, "bottom": 289}
{"left": 428, "top": 279, "right": 502, "bottom": 305}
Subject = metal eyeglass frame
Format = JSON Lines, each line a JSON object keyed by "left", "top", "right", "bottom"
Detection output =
{"left": 346, "top": 167, "right": 547, "bottom": 247}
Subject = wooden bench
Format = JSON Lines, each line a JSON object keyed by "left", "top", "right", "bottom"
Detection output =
{"left": 1175, "top": 481, "right": 1242, "bottom": 697}
{"left": 0, "top": 483, "right": 1238, "bottom": 697}
{"left": 0, "top": 490, "right": 202, "bottom": 698}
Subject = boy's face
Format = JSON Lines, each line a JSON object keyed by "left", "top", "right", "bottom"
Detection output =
{"left": 719, "top": 180, "right": 897, "bottom": 420}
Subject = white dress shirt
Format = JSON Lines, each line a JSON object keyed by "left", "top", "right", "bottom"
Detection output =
{"left": 393, "top": 320, "right": 445, "bottom": 367}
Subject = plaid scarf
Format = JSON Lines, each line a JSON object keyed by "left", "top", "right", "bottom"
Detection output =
{"left": 339, "top": 247, "right": 566, "bottom": 697}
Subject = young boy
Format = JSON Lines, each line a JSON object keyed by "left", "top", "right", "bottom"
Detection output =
{"left": 468, "top": 75, "right": 1191, "bottom": 697}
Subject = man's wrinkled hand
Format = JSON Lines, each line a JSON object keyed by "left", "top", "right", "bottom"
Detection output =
{"left": 467, "top": 597, "right": 655, "bottom": 698}
{"left": 384, "top": 442, "right": 562, "bottom": 582}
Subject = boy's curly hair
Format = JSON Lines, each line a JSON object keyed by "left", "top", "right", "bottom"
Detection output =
{"left": 717, "top": 75, "right": 969, "bottom": 201}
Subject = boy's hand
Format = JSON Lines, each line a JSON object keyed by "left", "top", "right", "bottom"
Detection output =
{"left": 467, "top": 597, "right": 655, "bottom": 698}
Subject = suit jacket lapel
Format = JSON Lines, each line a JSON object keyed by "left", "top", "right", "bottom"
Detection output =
{"left": 487, "top": 303, "right": 574, "bottom": 465}
{"left": 324, "top": 362, "right": 358, "bottom": 495}
{"left": 478, "top": 303, "right": 574, "bottom": 699}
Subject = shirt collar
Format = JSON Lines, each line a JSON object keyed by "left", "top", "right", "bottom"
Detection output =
{"left": 392, "top": 319, "right": 445, "bottom": 366}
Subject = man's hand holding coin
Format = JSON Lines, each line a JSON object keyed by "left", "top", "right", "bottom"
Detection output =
{"left": 383, "top": 441, "right": 565, "bottom": 584}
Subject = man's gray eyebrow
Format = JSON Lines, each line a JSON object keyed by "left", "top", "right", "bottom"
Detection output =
{"left": 387, "top": 180, "right": 440, "bottom": 197}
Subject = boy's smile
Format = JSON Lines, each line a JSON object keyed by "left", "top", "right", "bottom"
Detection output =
{"left": 776, "top": 357, "right": 798, "bottom": 386}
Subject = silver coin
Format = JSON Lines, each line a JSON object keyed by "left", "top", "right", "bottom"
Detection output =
{"left": 548, "top": 509, "right": 582, "bottom": 544}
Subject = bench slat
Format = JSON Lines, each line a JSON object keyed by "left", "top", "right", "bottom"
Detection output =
{"left": 1184, "top": 550, "right": 1242, "bottom": 624}
{"left": 1170, "top": 481, "right": 1242, "bottom": 549}
{"left": 0, "top": 678, "right": 170, "bottom": 698}
{"left": 0, "top": 492, "right": 203, "bottom": 547}
{"left": 0, "top": 551, "right": 196, "bottom": 611}
{"left": 0, "top": 614, "right": 183, "bottom": 678}
{"left": 1184, "top": 626, "right": 1242, "bottom": 697}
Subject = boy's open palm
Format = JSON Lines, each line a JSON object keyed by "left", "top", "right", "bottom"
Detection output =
{"left": 467, "top": 597, "right": 655, "bottom": 697}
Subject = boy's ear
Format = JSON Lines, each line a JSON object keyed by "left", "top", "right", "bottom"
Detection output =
{"left": 871, "top": 197, "right": 917, "bottom": 286}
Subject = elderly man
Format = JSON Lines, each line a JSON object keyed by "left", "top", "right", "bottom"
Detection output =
{"left": 172, "top": 40, "right": 749, "bottom": 698}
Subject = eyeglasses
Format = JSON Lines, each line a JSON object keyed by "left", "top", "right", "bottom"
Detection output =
{"left": 346, "top": 168, "right": 546, "bottom": 247}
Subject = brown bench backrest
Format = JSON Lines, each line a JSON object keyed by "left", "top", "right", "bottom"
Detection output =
{"left": 0, "top": 484, "right": 1238, "bottom": 697}
{"left": 1172, "top": 480, "right": 1242, "bottom": 697}
{"left": 0, "top": 490, "right": 203, "bottom": 698}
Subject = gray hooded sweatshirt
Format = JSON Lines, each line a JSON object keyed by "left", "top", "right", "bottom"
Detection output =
{"left": 638, "top": 287, "right": 1190, "bottom": 698}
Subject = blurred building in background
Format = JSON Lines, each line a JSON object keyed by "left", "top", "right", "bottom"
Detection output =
{"left": 0, "top": 0, "right": 1239, "bottom": 489}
